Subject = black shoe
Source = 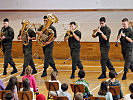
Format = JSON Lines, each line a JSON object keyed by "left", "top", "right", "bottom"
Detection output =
{"left": 3, "top": 70, "right": 7, "bottom": 75}
{"left": 116, "top": 72, "right": 118, "bottom": 75}
{"left": 70, "top": 72, "right": 75, "bottom": 79}
{"left": 11, "top": 69, "right": 17, "bottom": 74}
{"left": 32, "top": 69, "right": 37, "bottom": 74}
{"left": 20, "top": 71, "right": 25, "bottom": 76}
{"left": 41, "top": 71, "right": 47, "bottom": 77}
{"left": 98, "top": 73, "right": 106, "bottom": 79}
{"left": 122, "top": 72, "right": 127, "bottom": 80}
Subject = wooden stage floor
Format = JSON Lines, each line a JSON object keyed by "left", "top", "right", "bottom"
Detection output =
{"left": 0, "top": 58, "right": 132, "bottom": 99}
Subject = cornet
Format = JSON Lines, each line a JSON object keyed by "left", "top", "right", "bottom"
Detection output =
{"left": 92, "top": 27, "right": 100, "bottom": 38}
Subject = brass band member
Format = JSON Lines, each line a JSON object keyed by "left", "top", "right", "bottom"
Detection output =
{"left": 37, "top": 16, "right": 58, "bottom": 77}
{"left": 117, "top": 18, "right": 133, "bottom": 80}
{"left": 64, "top": 22, "right": 83, "bottom": 79}
{"left": 92, "top": 17, "right": 116, "bottom": 79}
{"left": 1, "top": 18, "right": 17, "bottom": 75}
{"left": 18, "top": 20, "right": 37, "bottom": 76}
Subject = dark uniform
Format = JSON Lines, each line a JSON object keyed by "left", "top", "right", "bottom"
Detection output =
{"left": 38, "top": 25, "right": 57, "bottom": 77}
{"left": 96, "top": 25, "right": 115, "bottom": 73}
{"left": 18, "top": 28, "right": 37, "bottom": 76}
{"left": 1, "top": 26, "right": 17, "bottom": 75}
{"left": 65, "top": 30, "right": 83, "bottom": 76}
{"left": 108, "top": 79, "right": 123, "bottom": 99}
{"left": 118, "top": 28, "right": 133, "bottom": 75}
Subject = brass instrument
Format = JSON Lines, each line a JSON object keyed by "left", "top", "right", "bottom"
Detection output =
{"left": 66, "top": 29, "right": 77, "bottom": 37}
{"left": 37, "top": 13, "right": 58, "bottom": 46}
{"left": 0, "top": 30, "right": 4, "bottom": 49}
{"left": 129, "top": 21, "right": 133, "bottom": 28}
{"left": 92, "top": 27, "right": 100, "bottom": 38}
{"left": 21, "top": 20, "right": 30, "bottom": 45}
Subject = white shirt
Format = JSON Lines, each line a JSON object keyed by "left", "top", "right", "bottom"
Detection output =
{"left": 125, "top": 94, "right": 133, "bottom": 100}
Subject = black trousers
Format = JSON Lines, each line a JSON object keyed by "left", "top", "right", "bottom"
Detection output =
{"left": 70, "top": 48, "right": 83, "bottom": 71}
{"left": 43, "top": 44, "right": 56, "bottom": 69}
{"left": 23, "top": 44, "right": 35, "bottom": 69}
{"left": 100, "top": 46, "right": 115, "bottom": 72}
{"left": 122, "top": 47, "right": 133, "bottom": 73}
{"left": 2, "top": 43, "right": 15, "bottom": 68}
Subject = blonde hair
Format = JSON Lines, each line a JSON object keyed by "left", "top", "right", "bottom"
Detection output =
{"left": 75, "top": 92, "right": 83, "bottom": 100}
{"left": 50, "top": 71, "right": 57, "bottom": 80}
{"left": 25, "top": 66, "right": 32, "bottom": 76}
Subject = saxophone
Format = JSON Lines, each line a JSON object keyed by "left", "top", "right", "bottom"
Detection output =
{"left": 37, "top": 13, "right": 58, "bottom": 46}
{"left": 21, "top": 20, "right": 30, "bottom": 45}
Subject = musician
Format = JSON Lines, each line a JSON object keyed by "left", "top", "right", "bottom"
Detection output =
{"left": 1, "top": 18, "right": 17, "bottom": 75}
{"left": 18, "top": 20, "right": 37, "bottom": 76}
{"left": 64, "top": 22, "right": 83, "bottom": 79}
{"left": 92, "top": 17, "right": 116, "bottom": 79}
{"left": 37, "top": 15, "right": 58, "bottom": 77}
{"left": 117, "top": 18, "right": 133, "bottom": 80}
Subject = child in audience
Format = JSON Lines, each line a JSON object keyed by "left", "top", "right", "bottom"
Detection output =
{"left": 98, "top": 81, "right": 113, "bottom": 100}
{"left": 125, "top": 83, "right": 133, "bottom": 100}
{"left": 22, "top": 78, "right": 34, "bottom": 100}
{"left": 5, "top": 76, "right": 18, "bottom": 100}
{"left": 75, "top": 70, "right": 93, "bottom": 99}
{"left": 50, "top": 83, "right": 71, "bottom": 100}
{"left": 0, "top": 79, "right": 5, "bottom": 90}
{"left": 49, "top": 71, "right": 61, "bottom": 90}
{"left": 5, "top": 92, "right": 14, "bottom": 100}
{"left": 108, "top": 70, "right": 123, "bottom": 99}
{"left": 22, "top": 66, "right": 38, "bottom": 93}
{"left": 75, "top": 92, "right": 83, "bottom": 100}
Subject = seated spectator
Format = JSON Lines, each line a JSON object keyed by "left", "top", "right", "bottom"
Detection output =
{"left": 108, "top": 70, "right": 123, "bottom": 99}
{"left": 5, "top": 76, "right": 18, "bottom": 100}
{"left": 75, "top": 92, "right": 83, "bottom": 100}
{"left": 21, "top": 78, "right": 34, "bottom": 100}
{"left": 125, "top": 83, "right": 133, "bottom": 100}
{"left": 49, "top": 71, "right": 61, "bottom": 90}
{"left": 5, "top": 92, "right": 14, "bottom": 100}
{"left": 0, "top": 79, "right": 5, "bottom": 90}
{"left": 75, "top": 70, "right": 93, "bottom": 99}
{"left": 36, "top": 94, "right": 46, "bottom": 100}
{"left": 98, "top": 81, "right": 113, "bottom": 100}
{"left": 50, "top": 83, "right": 71, "bottom": 100}
{"left": 22, "top": 66, "right": 38, "bottom": 93}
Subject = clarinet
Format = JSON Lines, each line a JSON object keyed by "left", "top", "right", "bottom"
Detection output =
{"left": 115, "top": 28, "right": 124, "bottom": 47}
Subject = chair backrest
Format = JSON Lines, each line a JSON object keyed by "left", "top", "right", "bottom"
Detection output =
{"left": 0, "top": 90, "right": 11, "bottom": 100}
{"left": 53, "top": 96, "right": 69, "bottom": 100}
{"left": 45, "top": 81, "right": 59, "bottom": 91}
{"left": 18, "top": 91, "right": 33, "bottom": 100}
{"left": 90, "top": 96, "right": 106, "bottom": 100}
{"left": 109, "top": 86, "right": 120, "bottom": 96}
{"left": 70, "top": 84, "right": 85, "bottom": 94}
{"left": 17, "top": 81, "right": 23, "bottom": 91}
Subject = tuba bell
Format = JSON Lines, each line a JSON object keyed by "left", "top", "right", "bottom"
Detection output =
{"left": 92, "top": 27, "right": 100, "bottom": 38}
{"left": 37, "top": 13, "right": 58, "bottom": 46}
{"left": 21, "top": 20, "right": 30, "bottom": 45}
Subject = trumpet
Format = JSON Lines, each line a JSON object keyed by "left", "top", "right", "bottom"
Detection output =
{"left": 115, "top": 28, "right": 124, "bottom": 47}
{"left": 66, "top": 29, "right": 77, "bottom": 37}
{"left": 92, "top": 27, "right": 100, "bottom": 38}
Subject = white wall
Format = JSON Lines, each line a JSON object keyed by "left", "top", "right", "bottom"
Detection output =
{"left": 0, "top": 0, "right": 133, "bottom": 9}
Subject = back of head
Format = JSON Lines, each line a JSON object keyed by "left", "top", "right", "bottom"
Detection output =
{"left": 6, "top": 76, "right": 17, "bottom": 92}
{"left": 129, "top": 83, "right": 133, "bottom": 99}
{"left": 78, "top": 70, "right": 85, "bottom": 79}
{"left": 50, "top": 71, "right": 57, "bottom": 80}
{"left": 61, "top": 83, "right": 68, "bottom": 92}
{"left": 25, "top": 66, "right": 32, "bottom": 76}
{"left": 5, "top": 92, "right": 14, "bottom": 100}
{"left": 98, "top": 81, "right": 109, "bottom": 96}
{"left": 109, "top": 70, "right": 116, "bottom": 79}
{"left": 23, "top": 78, "right": 30, "bottom": 91}
{"left": 75, "top": 92, "right": 83, "bottom": 100}
{"left": 36, "top": 94, "right": 46, "bottom": 100}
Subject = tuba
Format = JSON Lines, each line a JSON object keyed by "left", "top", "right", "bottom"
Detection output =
{"left": 92, "top": 27, "right": 100, "bottom": 38}
{"left": 37, "top": 13, "right": 58, "bottom": 46}
{"left": 21, "top": 20, "right": 30, "bottom": 45}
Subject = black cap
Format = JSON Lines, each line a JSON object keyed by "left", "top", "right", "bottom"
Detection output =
{"left": 3, "top": 18, "right": 9, "bottom": 22}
